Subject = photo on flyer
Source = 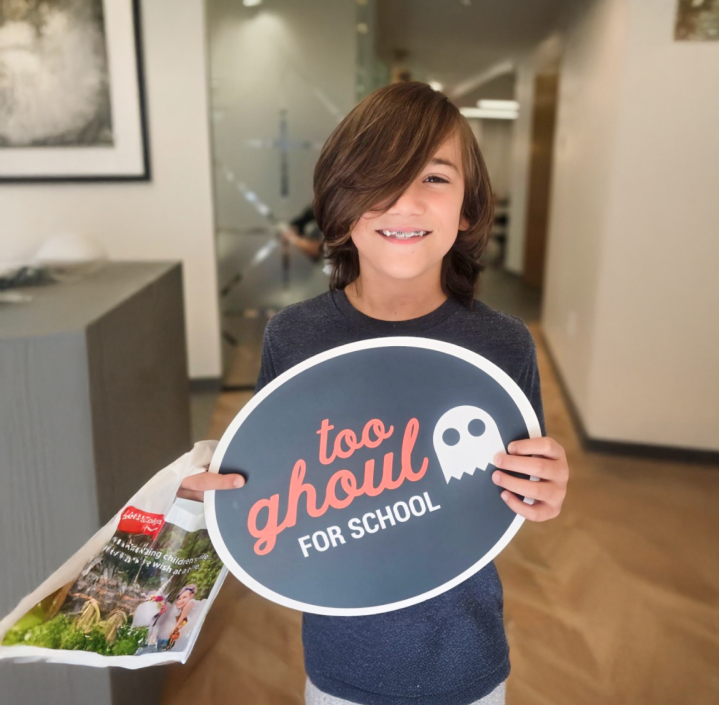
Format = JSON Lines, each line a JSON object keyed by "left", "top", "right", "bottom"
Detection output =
{"left": 1, "top": 498, "right": 225, "bottom": 667}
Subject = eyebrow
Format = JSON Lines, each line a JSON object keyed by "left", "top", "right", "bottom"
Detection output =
{"left": 428, "top": 157, "right": 459, "bottom": 173}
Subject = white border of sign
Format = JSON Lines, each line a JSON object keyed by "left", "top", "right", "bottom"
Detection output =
{"left": 205, "top": 337, "right": 542, "bottom": 616}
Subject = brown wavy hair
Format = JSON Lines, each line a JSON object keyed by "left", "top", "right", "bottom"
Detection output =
{"left": 313, "top": 81, "right": 494, "bottom": 307}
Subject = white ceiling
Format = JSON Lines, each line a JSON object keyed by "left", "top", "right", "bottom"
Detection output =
{"left": 376, "top": 0, "right": 571, "bottom": 102}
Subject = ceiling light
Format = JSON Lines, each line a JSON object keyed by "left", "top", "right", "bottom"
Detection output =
{"left": 429, "top": 81, "right": 443, "bottom": 92}
{"left": 477, "top": 99, "right": 519, "bottom": 111}
{"left": 243, "top": 0, "right": 262, "bottom": 7}
{"left": 460, "top": 107, "right": 518, "bottom": 120}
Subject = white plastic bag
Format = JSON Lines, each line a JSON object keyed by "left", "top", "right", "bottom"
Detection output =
{"left": 0, "top": 441, "right": 227, "bottom": 669}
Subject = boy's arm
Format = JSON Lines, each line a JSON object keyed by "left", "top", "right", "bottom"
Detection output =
{"left": 491, "top": 338, "right": 568, "bottom": 521}
{"left": 254, "top": 319, "right": 278, "bottom": 393}
{"left": 516, "top": 338, "right": 546, "bottom": 436}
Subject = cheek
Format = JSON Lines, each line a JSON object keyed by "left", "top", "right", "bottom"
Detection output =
{"left": 434, "top": 233, "right": 459, "bottom": 261}
{"left": 350, "top": 220, "right": 379, "bottom": 250}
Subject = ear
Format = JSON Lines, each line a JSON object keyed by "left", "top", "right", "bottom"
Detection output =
{"left": 459, "top": 214, "right": 470, "bottom": 231}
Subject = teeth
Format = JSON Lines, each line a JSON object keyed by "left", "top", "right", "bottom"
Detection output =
{"left": 379, "top": 230, "right": 429, "bottom": 239}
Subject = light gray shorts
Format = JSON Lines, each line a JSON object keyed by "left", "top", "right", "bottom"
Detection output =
{"left": 305, "top": 678, "right": 506, "bottom": 705}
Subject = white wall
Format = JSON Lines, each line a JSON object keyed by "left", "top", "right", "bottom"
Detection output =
{"left": 587, "top": 0, "right": 719, "bottom": 449}
{"left": 543, "top": 0, "right": 719, "bottom": 450}
{"left": 542, "top": 0, "right": 628, "bottom": 421}
{"left": 0, "top": 0, "right": 221, "bottom": 379}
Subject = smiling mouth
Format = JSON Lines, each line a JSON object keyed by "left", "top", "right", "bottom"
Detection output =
{"left": 376, "top": 229, "right": 432, "bottom": 240}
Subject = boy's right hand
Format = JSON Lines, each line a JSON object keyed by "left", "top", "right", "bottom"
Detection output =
{"left": 177, "top": 472, "right": 245, "bottom": 502}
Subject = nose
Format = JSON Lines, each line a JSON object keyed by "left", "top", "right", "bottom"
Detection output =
{"left": 387, "top": 181, "right": 425, "bottom": 217}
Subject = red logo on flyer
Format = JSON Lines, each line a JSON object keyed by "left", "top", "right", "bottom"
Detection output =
{"left": 119, "top": 507, "right": 165, "bottom": 538}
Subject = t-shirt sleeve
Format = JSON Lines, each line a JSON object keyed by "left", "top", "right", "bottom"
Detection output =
{"left": 516, "top": 340, "right": 547, "bottom": 437}
{"left": 255, "top": 323, "right": 278, "bottom": 393}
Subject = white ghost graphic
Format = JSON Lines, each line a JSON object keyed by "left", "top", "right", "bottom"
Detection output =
{"left": 432, "top": 405, "right": 506, "bottom": 483}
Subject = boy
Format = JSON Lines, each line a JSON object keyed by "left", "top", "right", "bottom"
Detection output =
{"left": 181, "top": 82, "right": 568, "bottom": 705}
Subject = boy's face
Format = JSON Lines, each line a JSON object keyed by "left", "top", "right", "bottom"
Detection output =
{"left": 350, "top": 130, "right": 469, "bottom": 286}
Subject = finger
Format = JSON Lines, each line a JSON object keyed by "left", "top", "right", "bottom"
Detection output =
{"left": 180, "top": 472, "right": 245, "bottom": 493}
{"left": 176, "top": 488, "right": 204, "bottom": 502}
{"left": 492, "top": 470, "right": 550, "bottom": 502}
{"left": 500, "top": 490, "right": 557, "bottom": 522}
{"left": 499, "top": 489, "right": 540, "bottom": 519}
{"left": 493, "top": 452, "right": 557, "bottom": 480}
{"left": 505, "top": 437, "right": 564, "bottom": 460}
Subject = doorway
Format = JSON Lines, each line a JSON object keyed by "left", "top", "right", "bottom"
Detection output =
{"left": 522, "top": 69, "right": 560, "bottom": 291}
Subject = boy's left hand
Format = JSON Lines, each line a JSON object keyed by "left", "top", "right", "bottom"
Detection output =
{"left": 492, "top": 437, "right": 568, "bottom": 521}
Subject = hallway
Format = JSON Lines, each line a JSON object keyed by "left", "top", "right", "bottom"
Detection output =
{"left": 174, "top": 278, "right": 719, "bottom": 705}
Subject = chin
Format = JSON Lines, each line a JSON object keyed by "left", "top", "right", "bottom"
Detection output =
{"left": 376, "top": 263, "right": 434, "bottom": 281}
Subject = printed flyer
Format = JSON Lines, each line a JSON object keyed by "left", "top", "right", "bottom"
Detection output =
{"left": 0, "top": 441, "right": 227, "bottom": 668}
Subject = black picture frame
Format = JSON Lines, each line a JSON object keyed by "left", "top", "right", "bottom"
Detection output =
{"left": 0, "top": 0, "right": 150, "bottom": 183}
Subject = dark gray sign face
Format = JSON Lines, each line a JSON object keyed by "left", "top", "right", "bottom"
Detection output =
{"left": 205, "top": 337, "right": 541, "bottom": 616}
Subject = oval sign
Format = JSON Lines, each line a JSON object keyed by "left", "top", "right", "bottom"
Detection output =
{"left": 205, "top": 337, "right": 541, "bottom": 616}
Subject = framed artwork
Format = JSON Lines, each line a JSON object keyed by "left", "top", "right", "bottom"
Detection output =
{"left": 0, "top": 0, "right": 150, "bottom": 182}
{"left": 675, "top": 0, "right": 719, "bottom": 41}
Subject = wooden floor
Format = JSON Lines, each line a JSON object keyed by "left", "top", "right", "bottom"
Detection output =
{"left": 165, "top": 327, "right": 719, "bottom": 705}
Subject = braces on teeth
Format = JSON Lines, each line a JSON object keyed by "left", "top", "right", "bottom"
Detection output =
{"left": 379, "top": 230, "right": 429, "bottom": 239}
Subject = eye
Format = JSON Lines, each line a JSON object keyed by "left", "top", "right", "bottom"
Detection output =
{"left": 424, "top": 175, "right": 449, "bottom": 184}
{"left": 468, "top": 419, "right": 486, "bottom": 437}
{"left": 442, "top": 428, "right": 461, "bottom": 446}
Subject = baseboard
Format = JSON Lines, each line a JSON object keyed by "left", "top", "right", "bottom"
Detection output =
{"left": 220, "top": 383, "right": 256, "bottom": 392}
{"left": 539, "top": 331, "right": 719, "bottom": 466}
{"left": 189, "top": 377, "right": 222, "bottom": 393}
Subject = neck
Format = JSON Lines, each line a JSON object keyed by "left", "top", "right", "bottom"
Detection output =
{"left": 345, "top": 266, "right": 447, "bottom": 322}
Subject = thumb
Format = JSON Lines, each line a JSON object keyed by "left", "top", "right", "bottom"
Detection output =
{"left": 181, "top": 472, "right": 245, "bottom": 493}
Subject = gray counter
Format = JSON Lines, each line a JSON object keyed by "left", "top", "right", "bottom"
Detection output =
{"left": 0, "top": 261, "right": 192, "bottom": 705}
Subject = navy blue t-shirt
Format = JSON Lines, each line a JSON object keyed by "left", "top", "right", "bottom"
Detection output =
{"left": 255, "top": 289, "right": 545, "bottom": 705}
